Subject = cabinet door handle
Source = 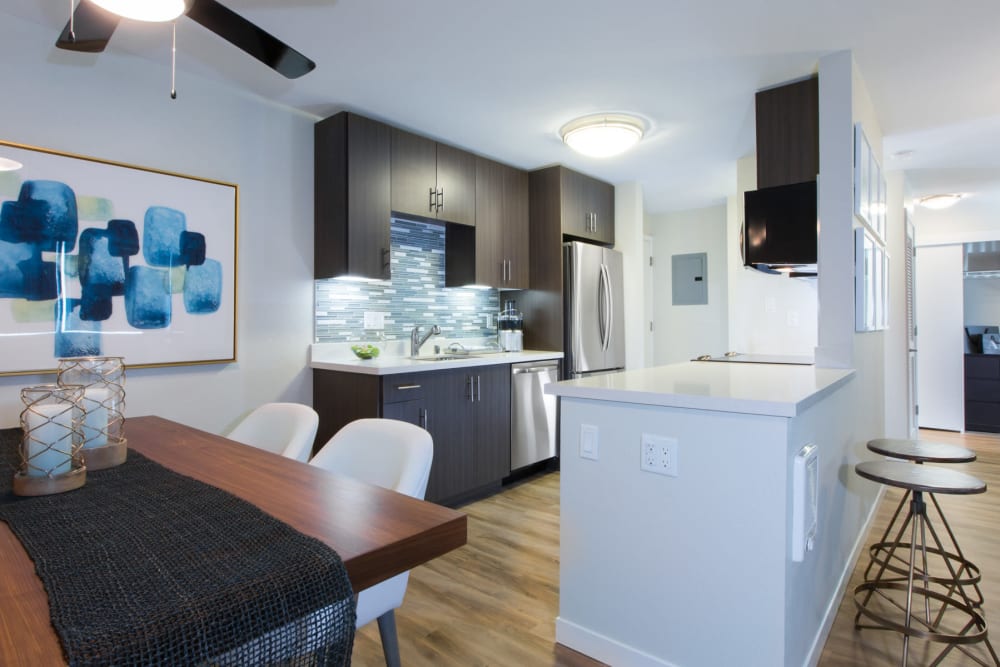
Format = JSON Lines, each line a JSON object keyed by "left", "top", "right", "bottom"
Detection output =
{"left": 419, "top": 408, "right": 428, "bottom": 430}
{"left": 466, "top": 375, "right": 475, "bottom": 402}
{"left": 477, "top": 375, "right": 481, "bottom": 402}
{"left": 395, "top": 384, "right": 422, "bottom": 390}
{"left": 381, "top": 247, "right": 391, "bottom": 278}
{"left": 593, "top": 212, "right": 598, "bottom": 232}
{"left": 436, "top": 188, "right": 444, "bottom": 213}
{"left": 428, "top": 187, "right": 436, "bottom": 213}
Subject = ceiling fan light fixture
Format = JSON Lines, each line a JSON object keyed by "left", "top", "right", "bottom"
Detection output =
{"left": 0, "top": 157, "right": 23, "bottom": 171}
{"left": 89, "top": 0, "right": 187, "bottom": 22}
{"left": 918, "top": 193, "right": 963, "bottom": 210}
{"left": 561, "top": 113, "right": 644, "bottom": 158}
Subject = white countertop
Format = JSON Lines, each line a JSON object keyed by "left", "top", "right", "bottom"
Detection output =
{"left": 310, "top": 343, "right": 562, "bottom": 375}
{"left": 546, "top": 361, "right": 854, "bottom": 417}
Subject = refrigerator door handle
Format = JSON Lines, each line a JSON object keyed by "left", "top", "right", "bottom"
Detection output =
{"left": 603, "top": 264, "right": 614, "bottom": 352}
{"left": 599, "top": 264, "right": 612, "bottom": 351}
{"left": 597, "top": 264, "right": 607, "bottom": 349}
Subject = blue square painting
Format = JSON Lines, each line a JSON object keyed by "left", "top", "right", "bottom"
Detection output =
{"left": 0, "top": 140, "right": 236, "bottom": 375}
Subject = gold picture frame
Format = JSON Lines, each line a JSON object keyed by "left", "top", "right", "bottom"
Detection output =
{"left": 0, "top": 140, "right": 237, "bottom": 376}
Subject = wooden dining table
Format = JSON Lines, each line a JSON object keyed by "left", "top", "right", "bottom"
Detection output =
{"left": 0, "top": 415, "right": 468, "bottom": 665}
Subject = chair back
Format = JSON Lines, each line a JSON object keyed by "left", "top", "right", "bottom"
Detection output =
{"left": 227, "top": 402, "right": 319, "bottom": 463}
{"left": 310, "top": 418, "right": 433, "bottom": 499}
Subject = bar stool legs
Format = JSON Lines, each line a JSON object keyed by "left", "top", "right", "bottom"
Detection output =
{"left": 854, "top": 461, "right": 999, "bottom": 666}
{"left": 863, "top": 489, "right": 985, "bottom": 613}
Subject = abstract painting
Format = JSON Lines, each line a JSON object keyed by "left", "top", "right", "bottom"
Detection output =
{"left": 0, "top": 140, "right": 237, "bottom": 375}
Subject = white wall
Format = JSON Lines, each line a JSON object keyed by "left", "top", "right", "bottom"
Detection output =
{"left": 646, "top": 205, "right": 729, "bottom": 364}
{"left": 916, "top": 245, "right": 965, "bottom": 430}
{"left": 726, "top": 156, "right": 819, "bottom": 356}
{"left": 0, "top": 14, "right": 316, "bottom": 432}
{"left": 616, "top": 182, "right": 646, "bottom": 370}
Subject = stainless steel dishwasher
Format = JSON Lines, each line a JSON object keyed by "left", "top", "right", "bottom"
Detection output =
{"left": 510, "top": 360, "right": 560, "bottom": 470}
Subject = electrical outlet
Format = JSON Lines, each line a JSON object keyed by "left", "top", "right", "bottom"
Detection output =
{"left": 640, "top": 434, "right": 678, "bottom": 477}
{"left": 363, "top": 311, "right": 385, "bottom": 330}
{"left": 580, "top": 424, "right": 599, "bottom": 461}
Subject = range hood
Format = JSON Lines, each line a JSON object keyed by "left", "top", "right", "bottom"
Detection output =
{"left": 744, "top": 76, "right": 820, "bottom": 277}
{"left": 965, "top": 241, "right": 1000, "bottom": 277}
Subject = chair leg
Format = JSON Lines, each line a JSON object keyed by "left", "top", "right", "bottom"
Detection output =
{"left": 377, "top": 610, "right": 402, "bottom": 667}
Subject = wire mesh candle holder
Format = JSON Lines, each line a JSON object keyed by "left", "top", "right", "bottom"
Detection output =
{"left": 57, "top": 356, "right": 127, "bottom": 471}
{"left": 15, "top": 384, "right": 87, "bottom": 496}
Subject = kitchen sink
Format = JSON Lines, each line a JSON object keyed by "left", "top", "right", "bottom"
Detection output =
{"left": 409, "top": 354, "right": 480, "bottom": 361}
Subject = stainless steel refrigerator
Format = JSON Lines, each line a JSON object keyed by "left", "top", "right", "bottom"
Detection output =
{"left": 563, "top": 241, "right": 625, "bottom": 379}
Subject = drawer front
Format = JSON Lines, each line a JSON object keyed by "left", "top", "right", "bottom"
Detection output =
{"left": 965, "top": 355, "right": 1000, "bottom": 379}
{"left": 382, "top": 373, "right": 429, "bottom": 403}
{"left": 965, "top": 400, "right": 1000, "bottom": 429}
{"left": 966, "top": 378, "right": 1000, "bottom": 403}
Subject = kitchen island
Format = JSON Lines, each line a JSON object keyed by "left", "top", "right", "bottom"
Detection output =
{"left": 547, "top": 361, "right": 881, "bottom": 667}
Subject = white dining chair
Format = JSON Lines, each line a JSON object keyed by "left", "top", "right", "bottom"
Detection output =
{"left": 226, "top": 402, "right": 319, "bottom": 463}
{"left": 309, "top": 418, "right": 434, "bottom": 667}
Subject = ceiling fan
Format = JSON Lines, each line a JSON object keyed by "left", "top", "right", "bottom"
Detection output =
{"left": 55, "top": 0, "right": 316, "bottom": 79}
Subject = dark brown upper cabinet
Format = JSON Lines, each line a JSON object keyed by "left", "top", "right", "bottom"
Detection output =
{"left": 446, "top": 157, "right": 529, "bottom": 288}
{"left": 391, "top": 128, "right": 476, "bottom": 226}
{"left": 532, "top": 165, "right": 615, "bottom": 246}
{"left": 314, "top": 112, "right": 392, "bottom": 281}
{"left": 755, "top": 76, "right": 819, "bottom": 189}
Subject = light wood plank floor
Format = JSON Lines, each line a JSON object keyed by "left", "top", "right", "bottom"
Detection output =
{"left": 351, "top": 429, "right": 1000, "bottom": 666}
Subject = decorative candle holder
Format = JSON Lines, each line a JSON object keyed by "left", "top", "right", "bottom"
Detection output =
{"left": 15, "top": 384, "right": 87, "bottom": 496}
{"left": 57, "top": 356, "right": 127, "bottom": 470}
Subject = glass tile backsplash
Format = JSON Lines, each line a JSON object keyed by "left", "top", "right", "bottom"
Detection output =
{"left": 314, "top": 219, "right": 499, "bottom": 342}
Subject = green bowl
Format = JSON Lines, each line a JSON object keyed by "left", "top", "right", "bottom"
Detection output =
{"left": 351, "top": 344, "right": 381, "bottom": 360}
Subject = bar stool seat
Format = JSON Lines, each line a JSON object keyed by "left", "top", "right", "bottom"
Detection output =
{"left": 867, "top": 438, "right": 976, "bottom": 463}
{"left": 854, "top": 460, "right": 998, "bottom": 666}
{"left": 864, "top": 438, "right": 984, "bottom": 609}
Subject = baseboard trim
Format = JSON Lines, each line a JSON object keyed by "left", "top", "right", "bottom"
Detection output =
{"left": 801, "top": 486, "right": 886, "bottom": 667}
{"left": 555, "top": 617, "right": 678, "bottom": 667}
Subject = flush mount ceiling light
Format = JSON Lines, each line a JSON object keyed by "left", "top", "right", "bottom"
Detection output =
{"left": 89, "top": 0, "right": 187, "bottom": 22}
{"left": 918, "top": 193, "right": 963, "bottom": 210}
{"left": 0, "top": 157, "right": 22, "bottom": 171}
{"left": 560, "top": 113, "right": 644, "bottom": 158}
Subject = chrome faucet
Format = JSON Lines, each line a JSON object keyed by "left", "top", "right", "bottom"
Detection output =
{"left": 410, "top": 325, "right": 441, "bottom": 357}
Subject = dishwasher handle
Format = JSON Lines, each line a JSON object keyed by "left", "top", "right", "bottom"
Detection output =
{"left": 512, "top": 365, "right": 559, "bottom": 375}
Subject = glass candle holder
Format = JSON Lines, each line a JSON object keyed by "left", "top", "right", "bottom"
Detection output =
{"left": 57, "top": 356, "right": 127, "bottom": 470}
{"left": 15, "top": 384, "right": 87, "bottom": 496}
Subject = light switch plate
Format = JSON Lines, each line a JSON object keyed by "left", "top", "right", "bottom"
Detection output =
{"left": 363, "top": 312, "right": 385, "bottom": 330}
{"left": 580, "top": 424, "right": 599, "bottom": 460}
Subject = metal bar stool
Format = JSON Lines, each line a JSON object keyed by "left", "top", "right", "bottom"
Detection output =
{"left": 854, "top": 460, "right": 998, "bottom": 666}
{"left": 865, "top": 439, "right": 984, "bottom": 610}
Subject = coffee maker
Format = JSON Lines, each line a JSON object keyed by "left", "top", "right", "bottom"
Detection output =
{"left": 498, "top": 300, "right": 523, "bottom": 352}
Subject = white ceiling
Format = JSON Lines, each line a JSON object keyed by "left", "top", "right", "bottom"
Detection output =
{"left": 4, "top": 0, "right": 1000, "bottom": 215}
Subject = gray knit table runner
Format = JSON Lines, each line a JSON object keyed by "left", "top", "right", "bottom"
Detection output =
{"left": 0, "top": 428, "right": 355, "bottom": 666}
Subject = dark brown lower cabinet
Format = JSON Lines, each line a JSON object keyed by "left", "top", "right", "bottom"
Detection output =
{"left": 313, "top": 364, "right": 511, "bottom": 505}
{"left": 965, "top": 354, "right": 1000, "bottom": 433}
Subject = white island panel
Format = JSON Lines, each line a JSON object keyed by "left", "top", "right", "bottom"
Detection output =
{"left": 555, "top": 367, "right": 881, "bottom": 667}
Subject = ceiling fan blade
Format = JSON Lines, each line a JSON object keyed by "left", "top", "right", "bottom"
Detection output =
{"left": 185, "top": 0, "right": 316, "bottom": 79}
{"left": 55, "top": 0, "right": 120, "bottom": 53}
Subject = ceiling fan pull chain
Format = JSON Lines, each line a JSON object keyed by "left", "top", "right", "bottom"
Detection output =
{"left": 68, "top": 0, "right": 75, "bottom": 42}
{"left": 170, "top": 21, "right": 177, "bottom": 100}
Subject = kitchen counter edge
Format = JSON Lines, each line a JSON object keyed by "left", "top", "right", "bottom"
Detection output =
{"left": 545, "top": 361, "right": 855, "bottom": 417}
{"left": 310, "top": 349, "right": 563, "bottom": 375}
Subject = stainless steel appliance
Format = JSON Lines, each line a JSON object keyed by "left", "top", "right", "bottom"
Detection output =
{"left": 563, "top": 241, "right": 625, "bottom": 379}
{"left": 510, "top": 360, "right": 559, "bottom": 470}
